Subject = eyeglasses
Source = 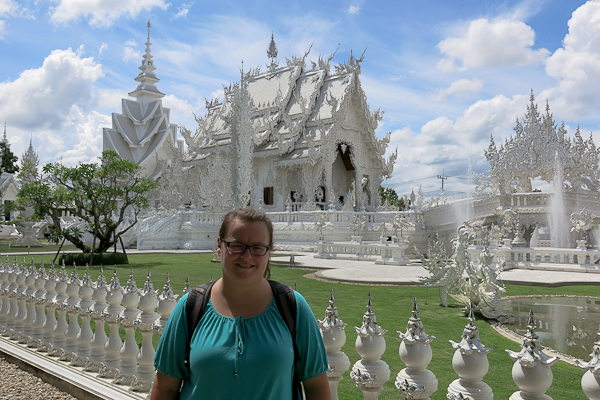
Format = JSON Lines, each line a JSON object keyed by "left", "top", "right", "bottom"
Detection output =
{"left": 222, "top": 240, "right": 270, "bottom": 256}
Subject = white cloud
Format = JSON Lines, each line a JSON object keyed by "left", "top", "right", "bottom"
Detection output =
{"left": 434, "top": 78, "right": 483, "bottom": 101}
{"left": 98, "top": 42, "right": 108, "bottom": 56}
{"left": 49, "top": 0, "right": 170, "bottom": 28}
{"left": 123, "top": 40, "right": 140, "bottom": 63}
{"left": 437, "top": 18, "right": 549, "bottom": 72}
{"left": 387, "top": 94, "right": 529, "bottom": 194}
{"left": 543, "top": 1, "right": 600, "bottom": 120}
{"left": 0, "top": 47, "right": 103, "bottom": 131}
{"left": 59, "top": 109, "right": 110, "bottom": 165}
{"left": 347, "top": 6, "right": 360, "bottom": 15}
{"left": 174, "top": 3, "right": 193, "bottom": 19}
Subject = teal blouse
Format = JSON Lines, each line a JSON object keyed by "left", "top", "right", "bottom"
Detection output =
{"left": 154, "top": 290, "right": 328, "bottom": 400}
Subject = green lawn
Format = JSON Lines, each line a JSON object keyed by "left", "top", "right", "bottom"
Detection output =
{"left": 8, "top": 252, "right": 593, "bottom": 399}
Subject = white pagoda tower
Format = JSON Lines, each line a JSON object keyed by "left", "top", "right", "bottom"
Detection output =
{"left": 102, "top": 22, "right": 178, "bottom": 180}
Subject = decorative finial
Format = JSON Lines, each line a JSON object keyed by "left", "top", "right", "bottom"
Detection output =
{"left": 267, "top": 33, "right": 278, "bottom": 60}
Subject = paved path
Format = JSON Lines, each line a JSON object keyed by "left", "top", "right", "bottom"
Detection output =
{"left": 280, "top": 252, "right": 600, "bottom": 286}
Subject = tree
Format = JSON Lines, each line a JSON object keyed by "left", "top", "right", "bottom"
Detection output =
{"left": 379, "top": 186, "right": 405, "bottom": 210}
{"left": 17, "top": 150, "right": 159, "bottom": 253}
{"left": 0, "top": 142, "right": 19, "bottom": 174}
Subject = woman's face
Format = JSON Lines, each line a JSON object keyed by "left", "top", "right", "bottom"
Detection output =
{"left": 217, "top": 218, "right": 270, "bottom": 285}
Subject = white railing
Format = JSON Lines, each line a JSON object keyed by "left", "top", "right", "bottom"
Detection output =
{"left": 0, "top": 256, "right": 599, "bottom": 399}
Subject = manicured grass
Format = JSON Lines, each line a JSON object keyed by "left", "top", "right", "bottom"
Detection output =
{"left": 11, "top": 252, "right": 592, "bottom": 399}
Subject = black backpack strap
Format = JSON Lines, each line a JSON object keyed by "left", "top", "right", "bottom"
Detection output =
{"left": 184, "top": 281, "right": 215, "bottom": 373}
{"left": 268, "top": 280, "right": 302, "bottom": 400}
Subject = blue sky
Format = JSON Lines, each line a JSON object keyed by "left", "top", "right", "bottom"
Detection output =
{"left": 0, "top": 0, "right": 597, "bottom": 197}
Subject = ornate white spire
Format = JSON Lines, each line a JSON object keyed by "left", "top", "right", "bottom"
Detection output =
{"left": 128, "top": 21, "right": 165, "bottom": 102}
{"left": 2, "top": 122, "right": 7, "bottom": 145}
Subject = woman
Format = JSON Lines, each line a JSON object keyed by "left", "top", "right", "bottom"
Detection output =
{"left": 152, "top": 208, "right": 331, "bottom": 399}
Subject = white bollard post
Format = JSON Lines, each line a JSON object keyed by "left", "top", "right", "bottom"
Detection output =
{"left": 447, "top": 306, "right": 493, "bottom": 400}
{"left": 350, "top": 293, "right": 390, "bottom": 400}
{"left": 318, "top": 288, "right": 350, "bottom": 400}
{"left": 3, "top": 257, "right": 19, "bottom": 338}
{"left": 114, "top": 269, "right": 141, "bottom": 385}
{"left": 13, "top": 258, "right": 29, "bottom": 341}
{"left": 39, "top": 263, "right": 58, "bottom": 353}
{"left": 506, "top": 310, "right": 558, "bottom": 400}
{"left": 396, "top": 297, "right": 438, "bottom": 400}
{"left": 577, "top": 329, "right": 600, "bottom": 399}
{"left": 131, "top": 271, "right": 159, "bottom": 392}
{"left": 152, "top": 273, "right": 178, "bottom": 335}
{"left": 84, "top": 267, "right": 108, "bottom": 372}
{"left": 21, "top": 259, "right": 38, "bottom": 344}
{"left": 29, "top": 261, "right": 47, "bottom": 348}
{"left": 98, "top": 268, "right": 124, "bottom": 379}
{"left": 72, "top": 265, "right": 93, "bottom": 366}
{"left": 64, "top": 264, "right": 81, "bottom": 360}
{"left": 49, "top": 263, "right": 69, "bottom": 357}
{"left": 0, "top": 256, "right": 9, "bottom": 334}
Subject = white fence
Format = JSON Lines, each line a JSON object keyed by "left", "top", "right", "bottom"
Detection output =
{"left": 0, "top": 257, "right": 598, "bottom": 399}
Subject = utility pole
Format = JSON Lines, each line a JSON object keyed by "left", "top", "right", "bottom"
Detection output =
{"left": 437, "top": 170, "right": 448, "bottom": 192}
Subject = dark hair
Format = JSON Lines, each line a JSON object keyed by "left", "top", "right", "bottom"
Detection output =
{"left": 219, "top": 208, "right": 274, "bottom": 279}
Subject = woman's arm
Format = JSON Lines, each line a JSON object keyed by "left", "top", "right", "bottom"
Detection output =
{"left": 150, "top": 371, "right": 182, "bottom": 400}
{"left": 303, "top": 373, "right": 331, "bottom": 400}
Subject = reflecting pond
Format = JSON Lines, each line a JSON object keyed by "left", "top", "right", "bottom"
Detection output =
{"left": 500, "top": 296, "right": 600, "bottom": 360}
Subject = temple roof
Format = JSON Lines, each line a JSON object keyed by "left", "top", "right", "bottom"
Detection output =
{"left": 184, "top": 47, "right": 379, "bottom": 163}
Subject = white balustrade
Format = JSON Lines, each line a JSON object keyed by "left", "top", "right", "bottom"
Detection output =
{"left": 1, "top": 258, "right": 600, "bottom": 399}
{"left": 64, "top": 264, "right": 81, "bottom": 359}
{"left": 29, "top": 262, "right": 47, "bottom": 348}
{"left": 50, "top": 263, "right": 69, "bottom": 358}
{"left": 114, "top": 269, "right": 141, "bottom": 385}
{"left": 131, "top": 271, "right": 159, "bottom": 392}
{"left": 448, "top": 306, "right": 493, "bottom": 400}
{"left": 506, "top": 310, "right": 558, "bottom": 400}
{"left": 318, "top": 289, "right": 350, "bottom": 400}
{"left": 396, "top": 297, "right": 438, "bottom": 399}
{"left": 577, "top": 330, "right": 600, "bottom": 399}
{"left": 39, "top": 263, "right": 58, "bottom": 352}
{"left": 73, "top": 265, "right": 93, "bottom": 366}
{"left": 99, "top": 268, "right": 125, "bottom": 379}
{"left": 350, "top": 294, "right": 390, "bottom": 399}
{"left": 22, "top": 259, "right": 37, "bottom": 345}
{"left": 85, "top": 267, "right": 108, "bottom": 372}
{"left": 4, "top": 258, "right": 19, "bottom": 338}
{"left": 13, "top": 258, "right": 28, "bottom": 341}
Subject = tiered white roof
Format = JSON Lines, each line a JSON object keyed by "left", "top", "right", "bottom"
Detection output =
{"left": 103, "top": 22, "right": 176, "bottom": 179}
{"left": 183, "top": 49, "right": 392, "bottom": 177}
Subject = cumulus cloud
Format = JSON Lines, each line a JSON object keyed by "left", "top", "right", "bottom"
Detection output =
{"left": 49, "top": 0, "right": 169, "bottom": 28}
{"left": 123, "top": 39, "right": 140, "bottom": 63}
{"left": 98, "top": 42, "right": 108, "bottom": 57}
{"left": 437, "top": 18, "right": 549, "bottom": 72}
{"left": 59, "top": 109, "right": 110, "bottom": 165}
{"left": 347, "top": 5, "right": 360, "bottom": 15}
{"left": 543, "top": 1, "right": 600, "bottom": 119}
{"left": 434, "top": 78, "right": 483, "bottom": 101}
{"left": 0, "top": 47, "right": 103, "bottom": 131}
{"left": 387, "top": 94, "right": 529, "bottom": 194}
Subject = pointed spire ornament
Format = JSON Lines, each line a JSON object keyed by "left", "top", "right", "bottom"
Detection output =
{"left": 506, "top": 310, "right": 558, "bottom": 399}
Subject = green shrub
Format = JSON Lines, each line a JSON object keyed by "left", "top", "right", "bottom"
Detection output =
{"left": 59, "top": 252, "right": 129, "bottom": 266}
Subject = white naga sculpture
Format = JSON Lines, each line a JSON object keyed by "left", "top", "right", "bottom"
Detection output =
{"left": 419, "top": 225, "right": 508, "bottom": 320}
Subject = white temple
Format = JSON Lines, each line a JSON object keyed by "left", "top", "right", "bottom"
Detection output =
{"left": 152, "top": 34, "right": 395, "bottom": 212}
{"left": 102, "top": 22, "right": 180, "bottom": 182}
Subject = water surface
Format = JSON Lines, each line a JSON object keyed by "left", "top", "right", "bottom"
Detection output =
{"left": 500, "top": 296, "right": 600, "bottom": 360}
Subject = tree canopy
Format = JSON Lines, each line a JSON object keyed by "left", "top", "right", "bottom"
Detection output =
{"left": 17, "top": 150, "right": 159, "bottom": 253}
{"left": 0, "top": 142, "right": 18, "bottom": 175}
{"left": 379, "top": 186, "right": 405, "bottom": 210}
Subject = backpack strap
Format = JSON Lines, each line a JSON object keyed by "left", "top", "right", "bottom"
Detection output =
{"left": 184, "top": 281, "right": 215, "bottom": 372}
{"left": 268, "top": 280, "right": 302, "bottom": 400}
